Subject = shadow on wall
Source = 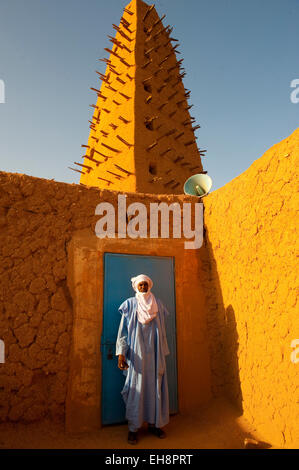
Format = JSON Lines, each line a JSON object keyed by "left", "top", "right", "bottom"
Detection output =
{"left": 223, "top": 304, "right": 243, "bottom": 411}
{"left": 201, "top": 227, "right": 243, "bottom": 414}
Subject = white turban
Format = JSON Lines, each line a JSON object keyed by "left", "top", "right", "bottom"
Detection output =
{"left": 131, "top": 274, "right": 158, "bottom": 324}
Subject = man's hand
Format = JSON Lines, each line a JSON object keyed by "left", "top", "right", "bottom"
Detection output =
{"left": 118, "top": 354, "right": 129, "bottom": 370}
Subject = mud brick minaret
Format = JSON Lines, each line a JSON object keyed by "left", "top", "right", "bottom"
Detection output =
{"left": 74, "top": 0, "right": 205, "bottom": 194}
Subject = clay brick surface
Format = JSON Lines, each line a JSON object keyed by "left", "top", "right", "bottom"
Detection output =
{"left": 202, "top": 128, "right": 299, "bottom": 448}
{"left": 0, "top": 170, "right": 196, "bottom": 423}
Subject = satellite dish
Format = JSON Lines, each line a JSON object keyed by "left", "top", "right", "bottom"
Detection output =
{"left": 184, "top": 174, "right": 212, "bottom": 197}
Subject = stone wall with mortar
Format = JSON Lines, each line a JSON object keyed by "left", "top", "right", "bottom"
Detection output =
{"left": 0, "top": 171, "right": 209, "bottom": 424}
{"left": 202, "top": 128, "right": 299, "bottom": 448}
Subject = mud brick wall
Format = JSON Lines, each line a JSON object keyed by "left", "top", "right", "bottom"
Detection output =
{"left": 0, "top": 171, "right": 195, "bottom": 423}
{"left": 202, "top": 128, "right": 299, "bottom": 448}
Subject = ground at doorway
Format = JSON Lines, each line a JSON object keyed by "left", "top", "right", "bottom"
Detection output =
{"left": 0, "top": 398, "right": 273, "bottom": 450}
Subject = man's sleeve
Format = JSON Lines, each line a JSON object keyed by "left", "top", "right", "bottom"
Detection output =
{"left": 115, "top": 300, "right": 129, "bottom": 356}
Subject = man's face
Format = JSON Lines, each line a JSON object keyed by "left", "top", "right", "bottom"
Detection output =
{"left": 137, "top": 281, "right": 148, "bottom": 293}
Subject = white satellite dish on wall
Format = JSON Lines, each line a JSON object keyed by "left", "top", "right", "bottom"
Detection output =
{"left": 184, "top": 174, "right": 213, "bottom": 197}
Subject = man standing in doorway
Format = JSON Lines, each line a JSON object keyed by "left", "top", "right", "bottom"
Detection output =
{"left": 116, "top": 274, "right": 170, "bottom": 445}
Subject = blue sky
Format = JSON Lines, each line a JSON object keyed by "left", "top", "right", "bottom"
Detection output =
{"left": 0, "top": 0, "right": 298, "bottom": 191}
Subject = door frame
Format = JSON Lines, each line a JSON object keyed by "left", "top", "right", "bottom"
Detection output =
{"left": 65, "top": 228, "right": 211, "bottom": 433}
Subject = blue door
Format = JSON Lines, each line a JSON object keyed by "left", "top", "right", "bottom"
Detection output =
{"left": 101, "top": 253, "right": 178, "bottom": 425}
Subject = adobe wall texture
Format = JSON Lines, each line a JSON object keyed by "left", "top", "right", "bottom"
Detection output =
{"left": 202, "top": 128, "right": 299, "bottom": 448}
{"left": 0, "top": 128, "right": 297, "bottom": 448}
{"left": 0, "top": 172, "right": 205, "bottom": 424}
